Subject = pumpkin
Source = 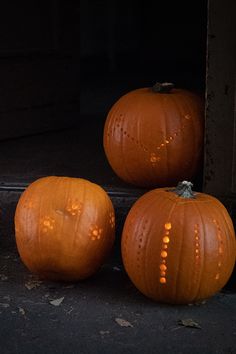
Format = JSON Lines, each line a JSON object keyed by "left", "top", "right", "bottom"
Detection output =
{"left": 15, "top": 176, "right": 115, "bottom": 281}
{"left": 103, "top": 82, "right": 204, "bottom": 188}
{"left": 121, "top": 181, "right": 236, "bottom": 304}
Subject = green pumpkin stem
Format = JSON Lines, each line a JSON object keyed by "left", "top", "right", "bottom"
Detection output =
{"left": 172, "top": 181, "right": 195, "bottom": 199}
{"left": 152, "top": 82, "right": 174, "bottom": 93}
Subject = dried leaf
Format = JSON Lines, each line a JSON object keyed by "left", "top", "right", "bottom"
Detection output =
{"left": 178, "top": 319, "right": 201, "bottom": 329}
{"left": 25, "top": 279, "right": 42, "bottom": 290}
{"left": 100, "top": 330, "right": 110, "bottom": 335}
{"left": 113, "top": 266, "right": 121, "bottom": 272}
{"left": 115, "top": 318, "right": 133, "bottom": 328}
{"left": 188, "top": 300, "right": 206, "bottom": 306}
{"left": 3, "top": 296, "right": 10, "bottom": 301}
{"left": 63, "top": 284, "right": 75, "bottom": 289}
{"left": 0, "top": 303, "right": 10, "bottom": 308}
{"left": 18, "top": 307, "right": 26, "bottom": 316}
{"left": 50, "top": 297, "right": 64, "bottom": 306}
{"left": 0, "top": 274, "right": 8, "bottom": 281}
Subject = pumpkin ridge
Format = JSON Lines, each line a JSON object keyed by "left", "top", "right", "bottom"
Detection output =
{"left": 132, "top": 197, "right": 156, "bottom": 297}
{"left": 147, "top": 195, "right": 175, "bottom": 295}
{"left": 161, "top": 199, "right": 178, "bottom": 301}
{"left": 71, "top": 178, "right": 85, "bottom": 252}
{"left": 212, "top": 201, "right": 235, "bottom": 285}
{"left": 187, "top": 201, "right": 204, "bottom": 303}
{"left": 192, "top": 201, "right": 206, "bottom": 302}
{"left": 37, "top": 178, "right": 53, "bottom": 272}
{"left": 173, "top": 203, "right": 187, "bottom": 303}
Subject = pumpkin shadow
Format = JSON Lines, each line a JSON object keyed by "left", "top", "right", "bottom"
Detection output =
{"left": 72, "top": 263, "right": 159, "bottom": 308}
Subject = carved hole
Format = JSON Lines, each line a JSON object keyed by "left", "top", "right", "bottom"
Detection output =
{"left": 161, "top": 250, "right": 168, "bottom": 258}
{"left": 160, "top": 277, "right": 166, "bottom": 284}
{"left": 165, "top": 222, "right": 172, "bottom": 230}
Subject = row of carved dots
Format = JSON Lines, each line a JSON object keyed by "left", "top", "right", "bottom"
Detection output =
{"left": 159, "top": 222, "right": 171, "bottom": 284}
{"left": 213, "top": 219, "right": 223, "bottom": 280}
{"left": 107, "top": 114, "right": 190, "bottom": 163}
{"left": 193, "top": 224, "right": 200, "bottom": 284}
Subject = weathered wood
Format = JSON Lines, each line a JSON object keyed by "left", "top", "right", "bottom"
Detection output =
{"left": 204, "top": 0, "right": 236, "bottom": 198}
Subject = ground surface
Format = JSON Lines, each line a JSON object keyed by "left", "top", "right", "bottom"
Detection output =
{"left": 0, "top": 249, "right": 235, "bottom": 354}
{"left": 0, "top": 127, "right": 235, "bottom": 354}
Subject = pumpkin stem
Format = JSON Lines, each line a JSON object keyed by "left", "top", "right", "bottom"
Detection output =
{"left": 172, "top": 181, "right": 195, "bottom": 199}
{"left": 152, "top": 82, "right": 174, "bottom": 93}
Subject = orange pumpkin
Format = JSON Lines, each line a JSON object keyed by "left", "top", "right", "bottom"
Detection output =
{"left": 15, "top": 176, "right": 115, "bottom": 281}
{"left": 121, "top": 181, "right": 236, "bottom": 304}
{"left": 103, "top": 83, "right": 204, "bottom": 188}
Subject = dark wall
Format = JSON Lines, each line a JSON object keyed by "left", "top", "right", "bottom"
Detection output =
{"left": 0, "top": 1, "right": 79, "bottom": 140}
{"left": 80, "top": 0, "right": 207, "bottom": 90}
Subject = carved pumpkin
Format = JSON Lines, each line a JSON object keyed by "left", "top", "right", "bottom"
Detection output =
{"left": 121, "top": 181, "right": 236, "bottom": 304}
{"left": 103, "top": 83, "right": 204, "bottom": 188}
{"left": 15, "top": 176, "right": 115, "bottom": 281}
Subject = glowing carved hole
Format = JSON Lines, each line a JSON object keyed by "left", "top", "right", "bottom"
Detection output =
{"left": 165, "top": 140, "right": 169, "bottom": 144}
{"left": 42, "top": 216, "right": 55, "bottom": 231}
{"left": 90, "top": 226, "right": 102, "bottom": 240}
{"left": 66, "top": 200, "right": 82, "bottom": 216}
{"left": 160, "top": 277, "right": 166, "bottom": 284}
{"left": 195, "top": 249, "right": 199, "bottom": 254}
{"left": 215, "top": 273, "right": 220, "bottom": 280}
{"left": 161, "top": 251, "right": 168, "bottom": 258}
{"left": 165, "top": 223, "right": 172, "bottom": 230}
{"left": 43, "top": 220, "right": 51, "bottom": 227}
{"left": 169, "top": 136, "right": 173, "bottom": 140}
{"left": 109, "top": 212, "right": 115, "bottom": 228}
{"left": 161, "top": 143, "right": 165, "bottom": 147}
{"left": 150, "top": 153, "right": 160, "bottom": 164}
{"left": 162, "top": 260, "right": 166, "bottom": 264}
{"left": 163, "top": 244, "right": 168, "bottom": 249}
{"left": 219, "top": 247, "right": 223, "bottom": 254}
{"left": 163, "top": 236, "right": 170, "bottom": 243}
{"left": 184, "top": 114, "right": 191, "bottom": 119}
{"left": 160, "top": 271, "right": 166, "bottom": 276}
{"left": 160, "top": 264, "right": 167, "bottom": 271}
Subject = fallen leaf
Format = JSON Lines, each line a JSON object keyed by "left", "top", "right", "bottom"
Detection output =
{"left": 113, "top": 266, "right": 121, "bottom": 272}
{"left": 100, "top": 330, "right": 110, "bottom": 335}
{"left": 50, "top": 297, "right": 64, "bottom": 306}
{"left": 188, "top": 300, "right": 206, "bottom": 306}
{"left": 3, "top": 296, "right": 10, "bottom": 302}
{"left": 0, "top": 303, "right": 10, "bottom": 308}
{"left": 63, "top": 284, "right": 75, "bottom": 289}
{"left": 18, "top": 307, "right": 26, "bottom": 316}
{"left": 115, "top": 318, "right": 133, "bottom": 328}
{"left": 0, "top": 274, "right": 8, "bottom": 281}
{"left": 178, "top": 319, "right": 201, "bottom": 329}
{"left": 25, "top": 279, "right": 42, "bottom": 290}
